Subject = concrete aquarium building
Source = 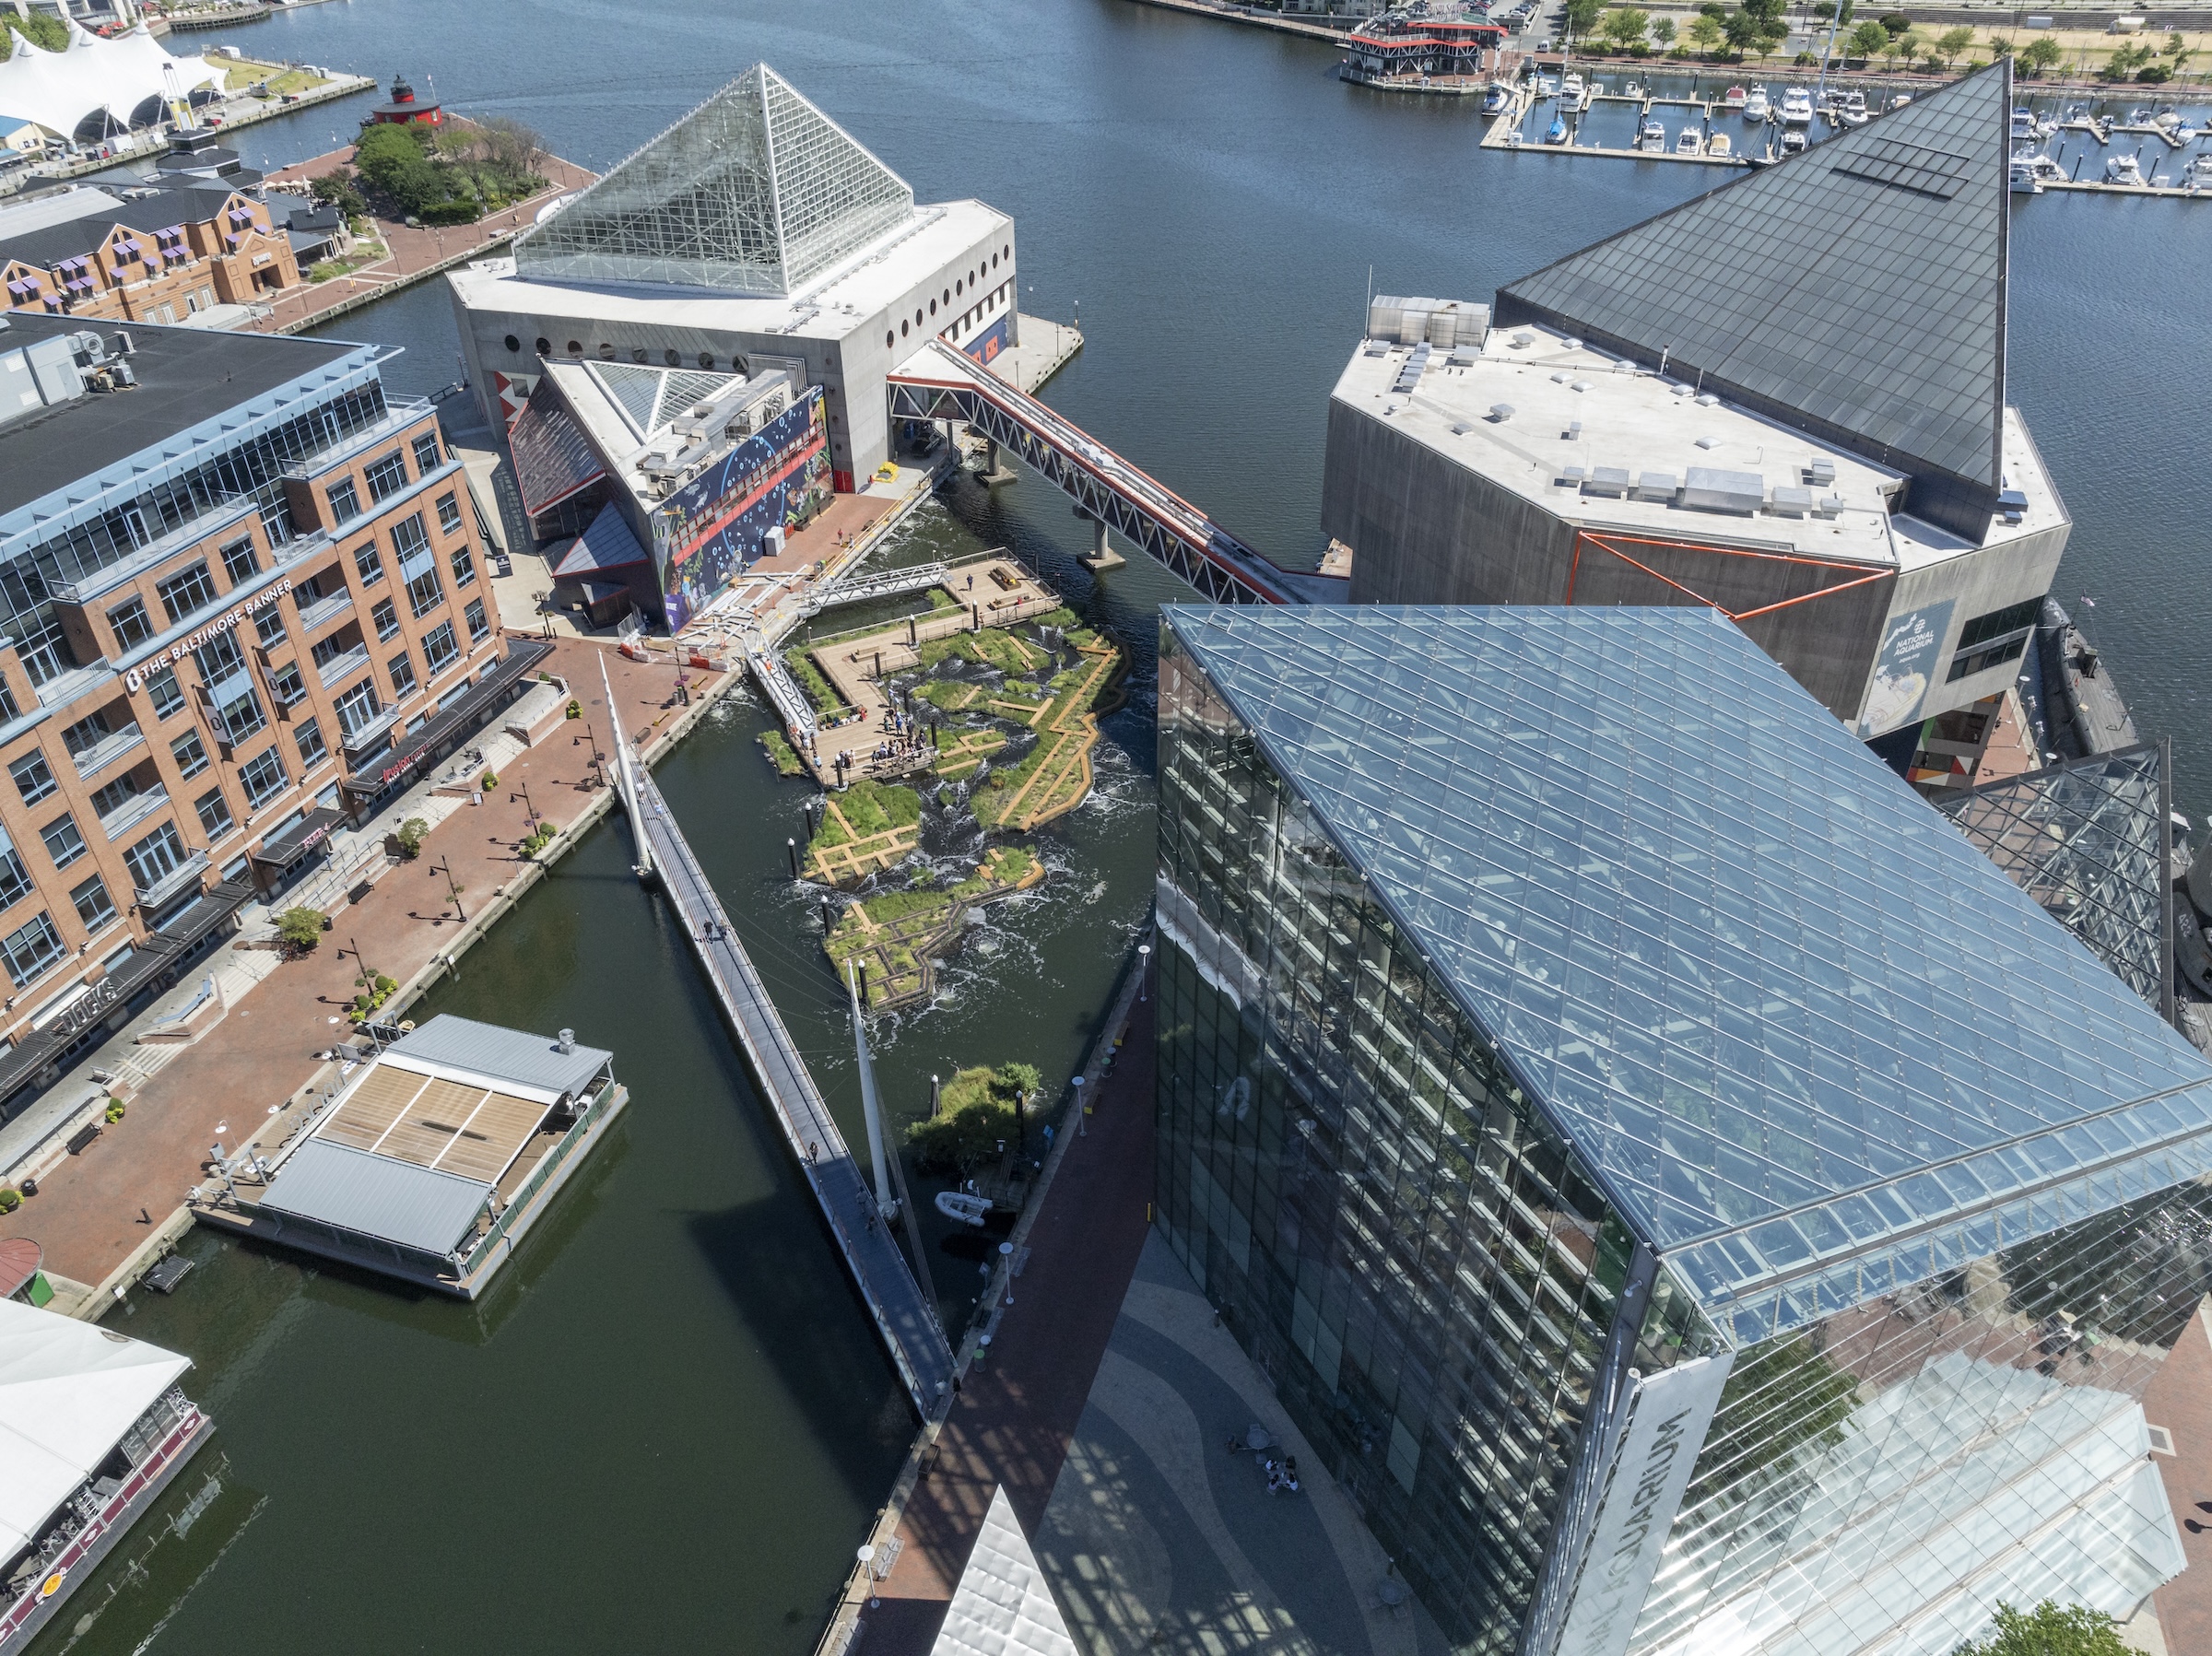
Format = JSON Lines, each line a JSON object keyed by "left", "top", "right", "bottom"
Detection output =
{"left": 1322, "top": 65, "right": 2060, "bottom": 793}
{"left": 1155, "top": 603, "right": 2212, "bottom": 1656}
{"left": 449, "top": 64, "right": 1018, "bottom": 626}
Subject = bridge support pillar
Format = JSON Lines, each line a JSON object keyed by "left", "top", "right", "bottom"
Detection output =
{"left": 977, "top": 438, "right": 1016, "bottom": 487}
{"left": 1078, "top": 514, "right": 1125, "bottom": 572}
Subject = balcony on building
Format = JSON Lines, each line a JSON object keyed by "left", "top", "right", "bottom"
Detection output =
{"left": 134, "top": 850, "right": 210, "bottom": 913}
{"left": 339, "top": 703, "right": 399, "bottom": 758}
{"left": 65, "top": 711, "right": 146, "bottom": 781}
{"left": 294, "top": 580, "right": 356, "bottom": 635}
{"left": 95, "top": 772, "right": 171, "bottom": 841}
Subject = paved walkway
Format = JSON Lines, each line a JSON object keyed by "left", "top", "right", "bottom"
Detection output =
{"left": 2144, "top": 1299, "right": 2212, "bottom": 1656}
{"left": 1035, "top": 1236, "right": 1447, "bottom": 1656}
{"left": 0, "top": 636, "right": 716, "bottom": 1295}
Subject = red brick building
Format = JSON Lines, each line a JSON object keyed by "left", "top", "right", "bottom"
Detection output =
{"left": 0, "top": 180, "right": 299, "bottom": 323}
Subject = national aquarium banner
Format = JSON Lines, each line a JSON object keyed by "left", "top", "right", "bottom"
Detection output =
{"left": 650, "top": 386, "right": 833, "bottom": 631}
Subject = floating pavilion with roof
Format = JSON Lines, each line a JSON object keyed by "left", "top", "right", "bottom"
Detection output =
{"left": 1322, "top": 64, "right": 2068, "bottom": 795}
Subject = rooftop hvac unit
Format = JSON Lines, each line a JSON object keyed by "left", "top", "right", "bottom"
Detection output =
{"left": 1682, "top": 467, "right": 1765, "bottom": 514}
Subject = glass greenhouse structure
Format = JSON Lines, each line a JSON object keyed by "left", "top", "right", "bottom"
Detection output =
{"left": 1154, "top": 605, "right": 2208, "bottom": 1656}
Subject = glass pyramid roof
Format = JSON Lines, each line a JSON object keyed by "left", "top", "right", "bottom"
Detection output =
{"left": 1494, "top": 63, "right": 2012, "bottom": 499}
{"left": 1937, "top": 743, "right": 2171, "bottom": 1017}
{"left": 1165, "top": 605, "right": 2212, "bottom": 1342}
{"left": 513, "top": 64, "right": 914, "bottom": 296}
{"left": 580, "top": 360, "right": 744, "bottom": 442}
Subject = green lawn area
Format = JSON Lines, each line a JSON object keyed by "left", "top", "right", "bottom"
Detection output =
{"left": 837, "top": 778, "right": 921, "bottom": 839}
{"left": 759, "top": 730, "right": 804, "bottom": 775}
{"left": 918, "top": 628, "right": 1042, "bottom": 676}
{"left": 224, "top": 58, "right": 327, "bottom": 94}
{"left": 784, "top": 650, "right": 845, "bottom": 717}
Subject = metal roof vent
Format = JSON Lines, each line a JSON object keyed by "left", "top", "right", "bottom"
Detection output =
{"left": 1695, "top": 435, "right": 1723, "bottom": 450}
{"left": 1770, "top": 486, "right": 1816, "bottom": 518}
{"left": 1511, "top": 331, "right": 1535, "bottom": 348}
{"left": 1488, "top": 404, "right": 1515, "bottom": 423}
{"left": 557, "top": 1028, "right": 576, "bottom": 1054}
{"left": 1450, "top": 422, "right": 1473, "bottom": 435}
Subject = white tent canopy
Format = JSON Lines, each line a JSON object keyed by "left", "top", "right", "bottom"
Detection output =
{"left": 930, "top": 1486, "right": 1077, "bottom": 1656}
{"left": 0, "top": 1299, "right": 190, "bottom": 1560}
{"left": 0, "top": 20, "right": 217, "bottom": 142}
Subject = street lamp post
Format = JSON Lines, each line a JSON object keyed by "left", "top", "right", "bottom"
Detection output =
{"left": 1073, "top": 1073, "right": 1087, "bottom": 1138}
{"left": 1138, "top": 943, "right": 1152, "bottom": 1003}
{"left": 433, "top": 854, "right": 465, "bottom": 920}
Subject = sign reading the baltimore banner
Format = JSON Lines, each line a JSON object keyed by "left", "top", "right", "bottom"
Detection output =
{"left": 649, "top": 388, "right": 833, "bottom": 631}
{"left": 1854, "top": 599, "right": 1955, "bottom": 739}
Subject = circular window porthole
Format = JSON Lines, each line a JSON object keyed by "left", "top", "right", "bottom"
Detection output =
{"left": 535, "top": 336, "right": 550, "bottom": 356}
{"left": 955, "top": 279, "right": 962, "bottom": 296}
{"left": 885, "top": 331, "right": 895, "bottom": 349}
{"left": 567, "top": 340, "right": 582, "bottom": 355}
{"left": 598, "top": 344, "right": 614, "bottom": 359}
{"left": 1003, "top": 243, "right": 1010, "bottom": 259}
{"left": 990, "top": 253, "right": 997, "bottom": 269}
{"left": 665, "top": 348, "right": 681, "bottom": 367}
{"left": 942, "top": 288, "right": 950, "bottom": 306}
{"left": 700, "top": 353, "right": 715, "bottom": 370}
{"left": 929, "top": 299, "right": 936, "bottom": 316}
{"left": 631, "top": 346, "right": 647, "bottom": 364}
{"left": 914, "top": 309, "right": 924, "bottom": 328}
{"left": 900, "top": 320, "right": 909, "bottom": 337}
{"left": 503, "top": 334, "right": 521, "bottom": 353}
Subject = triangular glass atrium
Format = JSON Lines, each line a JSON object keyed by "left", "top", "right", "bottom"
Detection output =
{"left": 1495, "top": 63, "right": 2012, "bottom": 535}
{"left": 1936, "top": 743, "right": 2172, "bottom": 1018}
{"left": 513, "top": 65, "right": 914, "bottom": 296}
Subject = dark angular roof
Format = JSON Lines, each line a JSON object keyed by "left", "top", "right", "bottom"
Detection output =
{"left": 0, "top": 181, "right": 248, "bottom": 272}
{"left": 1494, "top": 64, "right": 2012, "bottom": 510}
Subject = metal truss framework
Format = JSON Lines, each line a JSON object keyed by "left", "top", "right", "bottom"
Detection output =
{"left": 1937, "top": 739, "right": 2174, "bottom": 1025}
{"left": 1566, "top": 529, "right": 1894, "bottom": 620}
{"left": 887, "top": 340, "right": 1296, "bottom": 606}
{"left": 797, "top": 561, "right": 948, "bottom": 617}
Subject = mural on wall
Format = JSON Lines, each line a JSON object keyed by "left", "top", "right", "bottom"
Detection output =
{"left": 650, "top": 387, "right": 832, "bottom": 631}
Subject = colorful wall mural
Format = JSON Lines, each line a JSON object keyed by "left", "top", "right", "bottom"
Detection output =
{"left": 649, "top": 386, "right": 832, "bottom": 631}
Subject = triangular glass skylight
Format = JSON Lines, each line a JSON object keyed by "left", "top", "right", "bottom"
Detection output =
{"left": 1495, "top": 63, "right": 2013, "bottom": 514}
{"left": 513, "top": 64, "right": 913, "bottom": 296}
{"left": 579, "top": 361, "right": 745, "bottom": 442}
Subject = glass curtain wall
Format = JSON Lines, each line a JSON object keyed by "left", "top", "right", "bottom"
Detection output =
{"left": 1155, "top": 622, "right": 1634, "bottom": 1650}
{"left": 1630, "top": 1173, "right": 2205, "bottom": 1656}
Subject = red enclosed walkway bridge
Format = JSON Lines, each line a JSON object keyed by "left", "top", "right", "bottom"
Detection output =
{"left": 887, "top": 339, "right": 1344, "bottom": 607}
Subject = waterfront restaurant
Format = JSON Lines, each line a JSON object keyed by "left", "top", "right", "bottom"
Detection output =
{"left": 1157, "top": 603, "right": 2209, "bottom": 1656}
{"left": 192, "top": 1015, "right": 623, "bottom": 1298}
{"left": 0, "top": 1299, "right": 211, "bottom": 1654}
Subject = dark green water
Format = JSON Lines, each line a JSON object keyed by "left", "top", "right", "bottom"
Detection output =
{"left": 40, "top": 1, "right": 2212, "bottom": 1648}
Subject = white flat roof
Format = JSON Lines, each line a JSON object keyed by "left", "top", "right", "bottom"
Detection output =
{"left": 451, "top": 196, "right": 1011, "bottom": 346}
{"left": 1332, "top": 324, "right": 2065, "bottom": 574}
{"left": 0, "top": 1298, "right": 190, "bottom": 1558}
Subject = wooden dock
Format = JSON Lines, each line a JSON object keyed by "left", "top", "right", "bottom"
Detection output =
{"left": 624, "top": 763, "right": 955, "bottom": 1415}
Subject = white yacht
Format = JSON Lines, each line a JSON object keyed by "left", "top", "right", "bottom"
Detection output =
{"left": 1743, "top": 84, "right": 1771, "bottom": 122}
{"left": 2011, "top": 107, "right": 2036, "bottom": 142}
{"left": 2010, "top": 157, "right": 2043, "bottom": 194}
{"left": 1675, "top": 126, "right": 1703, "bottom": 155}
{"left": 1637, "top": 116, "right": 1668, "bottom": 152}
{"left": 2104, "top": 152, "right": 2147, "bottom": 186}
{"left": 1559, "top": 71, "right": 1586, "bottom": 111}
{"left": 1841, "top": 90, "right": 1869, "bottom": 126}
{"left": 1779, "top": 87, "right": 1815, "bottom": 127}
{"left": 1781, "top": 125, "right": 1808, "bottom": 153}
{"left": 1707, "top": 130, "right": 1733, "bottom": 157}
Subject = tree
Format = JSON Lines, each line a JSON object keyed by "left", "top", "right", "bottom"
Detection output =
{"left": 1756, "top": 16, "right": 1789, "bottom": 58}
{"left": 1895, "top": 28, "right": 1924, "bottom": 66}
{"left": 1600, "top": 7, "right": 1652, "bottom": 52}
{"left": 0, "top": 12, "right": 69, "bottom": 57}
{"left": 308, "top": 171, "right": 368, "bottom": 220}
{"left": 1849, "top": 19, "right": 1889, "bottom": 59}
{"left": 1565, "top": 0, "right": 1606, "bottom": 38}
{"left": 2102, "top": 41, "right": 2147, "bottom": 79}
{"left": 1740, "top": 0, "right": 1784, "bottom": 24}
{"left": 1953, "top": 1602, "right": 2129, "bottom": 1656}
{"left": 2019, "top": 34, "right": 2062, "bottom": 74}
{"left": 352, "top": 124, "right": 443, "bottom": 216}
{"left": 1986, "top": 34, "right": 2014, "bottom": 58}
{"left": 276, "top": 907, "right": 327, "bottom": 953}
{"left": 1650, "top": 16, "right": 1676, "bottom": 47}
{"left": 1688, "top": 13, "right": 1725, "bottom": 55}
{"left": 1936, "top": 25, "right": 1975, "bottom": 66}
{"left": 1724, "top": 10, "right": 1761, "bottom": 57}
{"left": 1877, "top": 9, "right": 1910, "bottom": 34}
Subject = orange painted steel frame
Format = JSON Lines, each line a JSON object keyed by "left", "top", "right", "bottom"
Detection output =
{"left": 1564, "top": 530, "right": 1893, "bottom": 621}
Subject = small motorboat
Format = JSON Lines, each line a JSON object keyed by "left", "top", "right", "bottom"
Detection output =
{"left": 1559, "top": 71, "right": 1586, "bottom": 111}
{"left": 1779, "top": 87, "right": 1815, "bottom": 127}
{"left": 1706, "top": 130, "right": 1733, "bottom": 157}
{"left": 1743, "top": 85, "right": 1771, "bottom": 122}
{"left": 2012, "top": 106, "right": 2036, "bottom": 142}
{"left": 1545, "top": 112, "right": 1569, "bottom": 144}
{"left": 1887, "top": 92, "right": 1912, "bottom": 112}
{"left": 2010, "top": 157, "right": 2044, "bottom": 194}
{"left": 1637, "top": 116, "right": 1668, "bottom": 152}
{"left": 1483, "top": 79, "right": 1513, "bottom": 112}
{"left": 1623, "top": 78, "right": 1642, "bottom": 97}
{"left": 2104, "top": 152, "right": 2147, "bottom": 186}
{"left": 935, "top": 1189, "right": 993, "bottom": 1227}
{"left": 1504, "top": 126, "right": 1524, "bottom": 147}
{"left": 2190, "top": 152, "right": 2212, "bottom": 185}
{"left": 1675, "top": 126, "right": 1703, "bottom": 155}
{"left": 2125, "top": 106, "right": 2152, "bottom": 126}
{"left": 1535, "top": 73, "right": 1559, "bottom": 97}
{"left": 1841, "top": 90, "right": 1869, "bottom": 126}
{"left": 1780, "top": 126, "right": 1807, "bottom": 153}
{"left": 1723, "top": 85, "right": 1747, "bottom": 111}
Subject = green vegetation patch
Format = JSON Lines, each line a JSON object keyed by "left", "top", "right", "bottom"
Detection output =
{"left": 350, "top": 117, "right": 547, "bottom": 227}
{"left": 906, "top": 1062, "right": 1044, "bottom": 1174}
{"left": 784, "top": 649, "right": 845, "bottom": 716}
{"left": 759, "top": 730, "right": 805, "bottom": 776}
{"left": 914, "top": 679, "right": 982, "bottom": 712}
{"left": 0, "top": 13, "right": 69, "bottom": 57}
{"left": 838, "top": 778, "right": 921, "bottom": 839}
{"left": 918, "top": 628, "right": 1042, "bottom": 676}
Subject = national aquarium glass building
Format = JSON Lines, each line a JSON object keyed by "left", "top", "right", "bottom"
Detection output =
{"left": 1154, "top": 605, "right": 2209, "bottom": 1656}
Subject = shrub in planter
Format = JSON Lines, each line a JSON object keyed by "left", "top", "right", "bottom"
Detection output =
{"left": 480, "top": 770, "right": 499, "bottom": 790}
{"left": 0, "top": 1188, "right": 19, "bottom": 1213}
{"left": 104, "top": 1100, "right": 125, "bottom": 1123}
{"left": 394, "top": 817, "right": 429, "bottom": 859}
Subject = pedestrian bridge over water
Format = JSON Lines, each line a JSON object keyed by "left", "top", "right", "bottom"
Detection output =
{"left": 887, "top": 339, "right": 1345, "bottom": 607}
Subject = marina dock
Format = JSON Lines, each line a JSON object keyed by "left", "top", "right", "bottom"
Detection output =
{"left": 624, "top": 762, "right": 956, "bottom": 1414}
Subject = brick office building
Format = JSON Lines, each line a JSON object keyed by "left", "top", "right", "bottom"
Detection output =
{"left": 0, "top": 312, "right": 546, "bottom": 1122}
{"left": 0, "top": 179, "right": 299, "bottom": 323}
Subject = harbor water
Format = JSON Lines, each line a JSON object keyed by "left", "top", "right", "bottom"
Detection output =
{"left": 42, "top": 2, "right": 2212, "bottom": 1650}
